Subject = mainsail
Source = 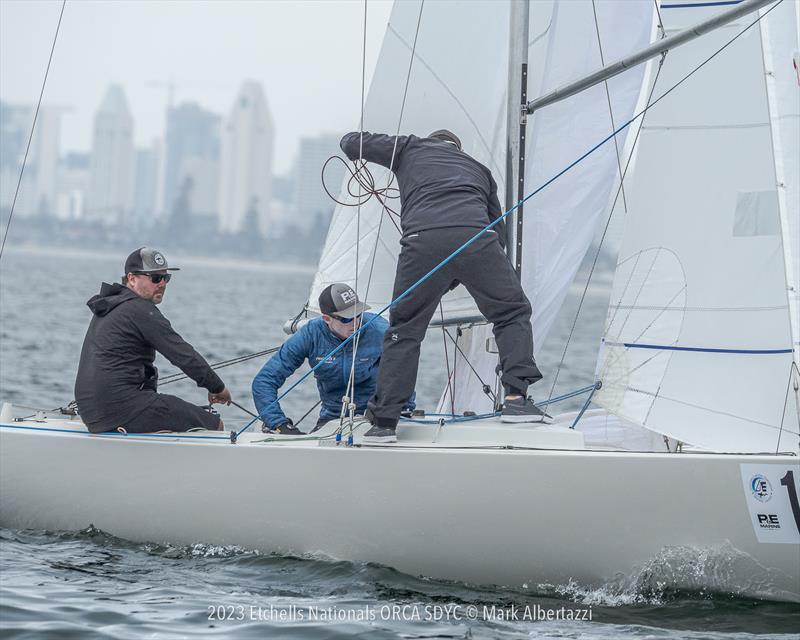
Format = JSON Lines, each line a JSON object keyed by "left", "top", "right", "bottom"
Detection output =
{"left": 594, "top": 0, "right": 800, "bottom": 453}
{"left": 308, "top": 0, "right": 510, "bottom": 322}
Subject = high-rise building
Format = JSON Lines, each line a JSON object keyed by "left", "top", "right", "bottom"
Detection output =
{"left": 162, "top": 102, "right": 220, "bottom": 216}
{"left": 0, "top": 101, "right": 62, "bottom": 218}
{"left": 55, "top": 152, "right": 89, "bottom": 220}
{"left": 87, "top": 85, "right": 134, "bottom": 224}
{"left": 218, "top": 81, "right": 274, "bottom": 235}
{"left": 292, "top": 133, "right": 343, "bottom": 232}
{"left": 131, "top": 141, "right": 161, "bottom": 228}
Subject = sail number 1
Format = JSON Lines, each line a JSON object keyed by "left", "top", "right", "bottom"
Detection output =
{"left": 780, "top": 470, "right": 800, "bottom": 534}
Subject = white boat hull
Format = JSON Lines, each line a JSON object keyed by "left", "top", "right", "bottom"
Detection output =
{"left": 1, "top": 415, "right": 798, "bottom": 602}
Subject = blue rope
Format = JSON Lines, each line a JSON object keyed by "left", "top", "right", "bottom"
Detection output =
{"left": 237, "top": 117, "right": 635, "bottom": 437}
{"left": 541, "top": 384, "right": 597, "bottom": 406}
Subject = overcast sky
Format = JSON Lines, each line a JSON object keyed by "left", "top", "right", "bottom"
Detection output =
{"left": 0, "top": 0, "right": 393, "bottom": 174}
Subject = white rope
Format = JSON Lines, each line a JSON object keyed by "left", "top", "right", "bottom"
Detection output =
{"left": 341, "top": 0, "right": 426, "bottom": 429}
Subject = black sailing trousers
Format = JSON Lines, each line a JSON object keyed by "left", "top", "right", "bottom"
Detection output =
{"left": 367, "top": 226, "right": 543, "bottom": 428}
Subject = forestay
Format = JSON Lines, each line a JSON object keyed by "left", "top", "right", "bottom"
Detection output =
{"left": 594, "top": 0, "right": 800, "bottom": 453}
{"left": 307, "top": 0, "right": 510, "bottom": 322}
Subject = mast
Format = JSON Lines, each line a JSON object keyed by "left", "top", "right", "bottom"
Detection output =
{"left": 505, "top": 0, "right": 530, "bottom": 274}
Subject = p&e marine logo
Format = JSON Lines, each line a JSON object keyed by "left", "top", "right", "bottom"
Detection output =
{"left": 750, "top": 474, "right": 772, "bottom": 502}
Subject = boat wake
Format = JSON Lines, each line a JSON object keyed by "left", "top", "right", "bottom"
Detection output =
{"left": 540, "top": 542, "right": 794, "bottom": 606}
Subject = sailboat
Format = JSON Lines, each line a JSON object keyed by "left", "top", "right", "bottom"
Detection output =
{"left": 1, "top": 0, "right": 798, "bottom": 603}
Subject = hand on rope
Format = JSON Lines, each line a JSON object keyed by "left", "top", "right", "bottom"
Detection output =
{"left": 321, "top": 155, "right": 403, "bottom": 234}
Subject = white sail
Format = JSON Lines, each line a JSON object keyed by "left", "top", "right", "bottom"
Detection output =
{"left": 308, "top": 0, "right": 510, "bottom": 321}
{"left": 760, "top": 0, "right": 800, "bottom": 366}
{"left": 595, "top": 0, "right": 800, "bottom": 453}
{"left": 442, "top": 0, "right": 654, "bottom": 414}
{"left": 520, "top": 0, "right": 654, "bottom": 352}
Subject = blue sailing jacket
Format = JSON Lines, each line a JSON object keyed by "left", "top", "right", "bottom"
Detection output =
{"left": 252, "top": 313, "right": 413, "bottom": 428}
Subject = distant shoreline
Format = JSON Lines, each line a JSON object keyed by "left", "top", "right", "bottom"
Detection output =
{"left": 3, "top": 244, "right": 318, "bottom": 275}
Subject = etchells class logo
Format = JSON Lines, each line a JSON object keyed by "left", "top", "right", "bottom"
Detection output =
{"left": 750, "top": 474, "right": 773, "bottom": 502}
{"left": 152, "top": 252, "right": 166, "bottom": 266}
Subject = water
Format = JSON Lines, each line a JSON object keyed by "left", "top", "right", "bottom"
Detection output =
{"left": 1, "top": 246, "right": 798, "bottom": 639}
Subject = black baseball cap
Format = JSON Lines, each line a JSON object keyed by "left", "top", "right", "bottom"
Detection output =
{"left": 124, "top": 247, "right": 180, "bottom": 275}
{"left": 428, "top": 129, "right": 462, "bottom": 150}
{"left": 319, "top": 283, "right": 369, "bottom": 318}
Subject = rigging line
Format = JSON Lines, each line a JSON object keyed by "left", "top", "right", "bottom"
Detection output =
{"left": 544, "top": 48, "right": 668, "bottom": 412}
{"left": 439, "top": 303, "right": 455, "bottom": 416}
{"left": 617, "top": 247, "right": 665, "bottom": 339}
{"left": 384, "top": 20, "right": 502, "bottom": 178}
{"left": 630, "top": 284, "right": 688, "bottom": 346}
{"left": 631, "top": 387, "right": 799, "bottom": 435}
{"left": 292, "top": 399, "right": 323, "bottom": 430}
{"left": 591, "top": 0, "right": 628, "bottom": 213}
{"left": 344, "top": 0, "right": 425, "bottom": 410}
{"left": 235, "top": 1, "right": 782, "bottom": 440}
{"left": 0, "top": 0, "right": 66, "bottom": 262}
{"left": 443, "top": 327, "right": 497, "bottom": 402}
{"left": 654, "top": 0, "right": 667, "bottom": 39}
{"left": 345, "top": 0, "right": 368, "bottom": 421}
{"left": 159, "top": 346, "right": 280, "bottom": 385}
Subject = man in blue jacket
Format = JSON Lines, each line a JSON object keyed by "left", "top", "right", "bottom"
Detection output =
{"left": 252, "top": 283, "right": 414, "bottom": 434}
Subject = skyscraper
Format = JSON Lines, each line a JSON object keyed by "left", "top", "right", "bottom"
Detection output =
{"left": 218, "top": 81, "right": 274, "bottom": 235}
{"left": 131, "top": 141, "right": 161, "bottom": 228}
{"left": 0, "top": 101, "right": 62, "bottom": 218}
{"left": 292, "top": 133, "right": 343, "bottom": 232}
{"left": 162, "top": 102, "right": 220, "bottom": 217}
{"left": 87, "top": 84, "right": 134, "bottom": 224}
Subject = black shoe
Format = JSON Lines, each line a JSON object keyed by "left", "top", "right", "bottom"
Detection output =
{"left": 363, "top": 424, "right": 397, "bottom": 443}
{"left": 501, "top": 397, "right": 553, "bottom": 424}
{"left": 270, "top": 422, "right": 304, "bottom": 435}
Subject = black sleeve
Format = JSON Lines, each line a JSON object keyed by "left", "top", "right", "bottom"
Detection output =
{"left": 340, "top": 131, "right": 410, "bottom": 169}
{"left": 135, "top": 305, "right": 225, "bottom": 394}
{"left": 488, "top": 173, "right": 506, "bottom": 248}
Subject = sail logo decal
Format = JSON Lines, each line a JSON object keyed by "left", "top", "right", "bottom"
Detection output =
{"left": 750, "top": 475, "right": 772, "bottom": 502}
{"left": 740, "top": 465, "right": 800, "bottom": 544}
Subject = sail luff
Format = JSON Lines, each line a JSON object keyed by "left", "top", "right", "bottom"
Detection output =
{"left": 758, "top": 2, "right": 800, "bottom": 369}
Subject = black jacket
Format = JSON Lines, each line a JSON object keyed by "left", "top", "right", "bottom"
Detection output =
{"left": 340, "top": 132, "right": 505, "bottom": 244}
{"left": 74, "top": 283, "right": 224, "bottom": 432}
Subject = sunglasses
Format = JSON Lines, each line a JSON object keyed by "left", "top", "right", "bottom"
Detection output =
{"left": 333, "top": 314, "right": 361, "bottom": 324}
{"left": 137, "top": 273, "right": 172, "bottom": 284}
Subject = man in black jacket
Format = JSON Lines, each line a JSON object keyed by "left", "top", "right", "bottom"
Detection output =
{"left": 340, "top": 130, "right": 548, "bottom": 443}
{"left": 74, "top": 247, "right": 231, "bottom": 434}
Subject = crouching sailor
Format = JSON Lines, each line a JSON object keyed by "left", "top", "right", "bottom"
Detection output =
{"left": 252, "top": 283, "right": 415, "bottom": 435}
{"left": 74, "top": 247, "right": 232, "bottom": 433}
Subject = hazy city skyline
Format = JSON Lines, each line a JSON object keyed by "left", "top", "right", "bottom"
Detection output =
{"left": 0, "top": 0, "right": 393, "bottom": 174}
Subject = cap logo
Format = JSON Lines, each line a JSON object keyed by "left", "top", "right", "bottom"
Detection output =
{"left": 339, "top": 288, "right": 357, "bottom": 304}
{"left": 152, "top": 252, "right": 166, "bottom": 266}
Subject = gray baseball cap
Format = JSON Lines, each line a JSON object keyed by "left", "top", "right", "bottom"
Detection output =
{"left": 318, "top": 283, "right": 369, "bottom": 318}
{"left": 124, "top": 247, "right": 180, "bottom": 274}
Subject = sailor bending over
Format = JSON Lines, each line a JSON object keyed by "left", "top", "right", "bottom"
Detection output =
{"left": 74, "top": 247, "right": 231, "bottom": 434}
{"left": 252, "top": 283, "right": 414, "bottom": 434}
{"left": 340, "top": 129, "right": 548, "bottom": 443}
